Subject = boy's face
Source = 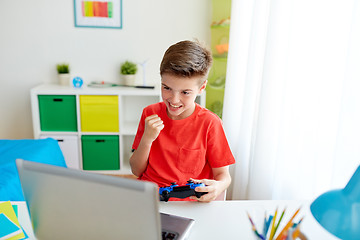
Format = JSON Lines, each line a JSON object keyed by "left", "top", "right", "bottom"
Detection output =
{"left": 161, "top": 73, "right": 206, "bottom": 120}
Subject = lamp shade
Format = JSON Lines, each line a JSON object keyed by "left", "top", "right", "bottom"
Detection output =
{"left": 310, "top": 166, "right": 360, "bottom": 240}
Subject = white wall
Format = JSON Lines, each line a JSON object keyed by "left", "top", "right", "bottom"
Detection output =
{"left": 0, "top": 0, "right": 211, "bottom": 139}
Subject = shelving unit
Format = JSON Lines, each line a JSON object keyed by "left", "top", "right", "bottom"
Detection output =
{"left": 30, "top": 84, "right": 205, "bottom": 175}
{"left": 207, "top": 0, "right": 231, "bottom": 118}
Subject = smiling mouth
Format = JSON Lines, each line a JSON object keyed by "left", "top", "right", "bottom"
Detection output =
{"left": 169, "top": 103, "right": 182, "bottom": 108}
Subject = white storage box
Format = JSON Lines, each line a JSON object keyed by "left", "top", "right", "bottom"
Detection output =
{"left": 40, "top": 135, "right": 80, "bottom": 169}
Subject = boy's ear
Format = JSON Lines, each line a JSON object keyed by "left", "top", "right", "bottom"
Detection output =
{"left": 199, "top": 80, "right": 207, "bottom": 93}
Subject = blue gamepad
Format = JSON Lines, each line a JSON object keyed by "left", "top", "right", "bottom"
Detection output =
{"left": 159, "top": 180, "right": 207, "bottom": 202}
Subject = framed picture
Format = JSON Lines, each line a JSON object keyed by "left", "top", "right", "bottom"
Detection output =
{"left": 74, "top": 0, "right": 122, "bottom": 29}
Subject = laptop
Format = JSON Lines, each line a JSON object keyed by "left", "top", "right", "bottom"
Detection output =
{"left": 16, "top": 159, "right": 194, "bottom": 240}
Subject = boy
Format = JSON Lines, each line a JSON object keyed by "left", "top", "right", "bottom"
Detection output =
{"left": 129, "top": 40, "right": 235, "bottom": 202}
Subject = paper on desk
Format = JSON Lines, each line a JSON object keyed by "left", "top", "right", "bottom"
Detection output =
{"left": 0, "top": 201, "right": 25, "bottom": 240}
{"left": 0, "top": 213, "right": 22, "bottom": 239}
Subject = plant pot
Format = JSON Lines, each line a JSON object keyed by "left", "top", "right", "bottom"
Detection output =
{"left": 58, "top": 73, "right": 71, "bottom": 86}
{"left": 122, "top": 74, "right": 136, "bottom": 86}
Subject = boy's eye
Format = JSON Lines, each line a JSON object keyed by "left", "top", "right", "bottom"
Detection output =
{"left": 163, "top": 85, "right": 170, "bottom": 90}
{"left": 182, "top": 91, "right": 190, "bottom": 95}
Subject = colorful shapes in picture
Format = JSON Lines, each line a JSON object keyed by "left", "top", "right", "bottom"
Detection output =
{"left": 82, "top": 1, "right": 113, "bottom": 18}
{"left": 74, "top": 0, "right": 122, "bottom": 29}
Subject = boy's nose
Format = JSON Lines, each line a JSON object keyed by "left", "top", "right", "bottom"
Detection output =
{"left": 170, "top": 92, "right": 180, "bottom": 103}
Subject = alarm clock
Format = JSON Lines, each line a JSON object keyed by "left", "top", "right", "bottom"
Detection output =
{"left": 72, "top": 76, "right": 83, "bottom": 88}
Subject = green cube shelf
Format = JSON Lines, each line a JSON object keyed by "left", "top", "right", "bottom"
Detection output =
{"left": 38, "top": 95, "right": 77, "bottom": 131}
{"left": 81, "top": 135, "right": 120, "bottom": 171}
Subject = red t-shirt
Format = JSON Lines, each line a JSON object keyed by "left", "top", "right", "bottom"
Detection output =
{"left": 132, "top": 102, "right": 235, "bottom": 187}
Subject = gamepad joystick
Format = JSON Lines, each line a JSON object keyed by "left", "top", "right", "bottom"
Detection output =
{"left": 159, "top": 179, "right": 208, "bottom": 202}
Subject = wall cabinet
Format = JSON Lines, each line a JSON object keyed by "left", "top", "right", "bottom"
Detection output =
{"left": 31, "top": 84, "right": 205, "bottom": 174}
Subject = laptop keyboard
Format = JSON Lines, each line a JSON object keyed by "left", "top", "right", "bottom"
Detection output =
{"left": 162, "top": 230, "right": 178, "bottom": 240}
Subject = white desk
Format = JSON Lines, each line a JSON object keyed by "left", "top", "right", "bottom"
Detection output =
{"left": 12, "top": 200, "right": 338, "bottom": 240}
{"left": 160, "top": 200, "right": 339, "bottom": 239}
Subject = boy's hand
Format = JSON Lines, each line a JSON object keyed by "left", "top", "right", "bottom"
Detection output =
{"left": 189, "top": 178, "right": 222, "bottom": 202}
{"left": 143, "top": 114, "right": 164, "bottom": 143}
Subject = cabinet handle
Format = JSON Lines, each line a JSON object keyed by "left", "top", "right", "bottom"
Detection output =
{"left": 53, "top": 98, "right": 63, "bottom": 102}
{"left": 57, "top": 139, "right": 64, "bottom": 142}
{"left": 96, "top": 140, "right": 105, "bottom": 142}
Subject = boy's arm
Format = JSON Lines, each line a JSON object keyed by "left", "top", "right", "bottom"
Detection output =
{"left": 190, "top": 166, "right": 232, "bottom": 202}
{"left": 129, "top": 139, "right": 153, "bottom": 177}
{"left": 129, "top": 114, "right": 164, "bottom": 177}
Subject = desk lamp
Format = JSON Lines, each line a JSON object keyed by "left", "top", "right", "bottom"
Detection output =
{"left": 310, "top": 166, "right": 360, "bottom": 240}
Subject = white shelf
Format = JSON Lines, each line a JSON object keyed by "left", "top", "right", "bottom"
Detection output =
{"left": 31, "top": 83, "right": 161, "bottom": 95}
{"left": 30, "top": 84, "right": 205, "bottom": 175}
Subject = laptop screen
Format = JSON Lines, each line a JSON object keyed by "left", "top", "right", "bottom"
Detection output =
{"left": 16, "top": 159, "right": 162, "bottom": 240}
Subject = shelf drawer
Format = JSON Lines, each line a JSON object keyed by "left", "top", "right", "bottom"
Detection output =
{"left": 80, "top": 95, "right": 119, "bottom": 132}
{"left": 38, "top": 95, "right": 77, "bottom": 131}
{"left": 81, "top": 135, "right": 120, "bottom": 170}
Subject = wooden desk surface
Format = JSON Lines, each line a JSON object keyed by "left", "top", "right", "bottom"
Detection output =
{"left": 12, "top": 200, "right": 339, "bottom": 240}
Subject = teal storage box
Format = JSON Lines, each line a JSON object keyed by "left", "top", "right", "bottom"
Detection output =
{"left": 81, "top": 135, "right": 120, "bottom": 170}
{"left": 38, "top": 95, "right": 77, "bottom": 131}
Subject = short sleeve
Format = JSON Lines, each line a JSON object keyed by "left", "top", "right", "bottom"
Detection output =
{"left": 206, "top": 118, "right": 235, "bottom": 168}
{"left": 131, "top": 103, "right": 164, "bottom": 151}
{"left": 132, "top": 109, "right": 146, "bottom": 150}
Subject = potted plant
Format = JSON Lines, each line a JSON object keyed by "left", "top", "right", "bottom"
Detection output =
{"left": 56, "top": 63, "right": 71, "bottom": 86}
{"left": 120, "top": 61, "right": 138, "bottom": 85}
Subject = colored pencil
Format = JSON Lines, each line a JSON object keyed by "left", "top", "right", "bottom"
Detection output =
{"left": 275, "top": 207, "right": 301, "bottom": 240}
{"left": 265, "top": 215, "right": 274, "bottom": 237}
{"left": 269, "top": 208, "right": 278, "bottom": 240}
{"left": 292, "top": 217, "right": 304, "bottom": 239}
{"left": 273, "top": 208, "right": 286, "bottom": 236}
{"left": 263, "top": 212, "right": 267, "bottom": 237}
{"left": 246, "top": 206, "right": 303, "bottom": 240}
{"left": 247, "top": 212, "right": 266, "bottom": 240}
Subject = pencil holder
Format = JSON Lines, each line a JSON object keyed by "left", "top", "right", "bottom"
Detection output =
{"left": 246, "top": 206, "right": 306, "bottom": 240}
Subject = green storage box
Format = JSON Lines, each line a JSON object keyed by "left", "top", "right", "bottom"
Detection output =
{"left": 81, "top": 135, "right": 120, "bottom": 170}
{"left": 38, "top": 95, "right": 77, "bottom": 131}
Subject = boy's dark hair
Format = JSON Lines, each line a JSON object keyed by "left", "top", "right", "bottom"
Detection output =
{"left": 160, "top": 40, "right": 213, "bottom": 82}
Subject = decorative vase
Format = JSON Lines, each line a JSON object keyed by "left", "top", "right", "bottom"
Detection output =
{"left": 122, "top": 74, "right": 136, "bottom": 86}
{"left": 58, "top": 73, "right": 71, "bottom": 86}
